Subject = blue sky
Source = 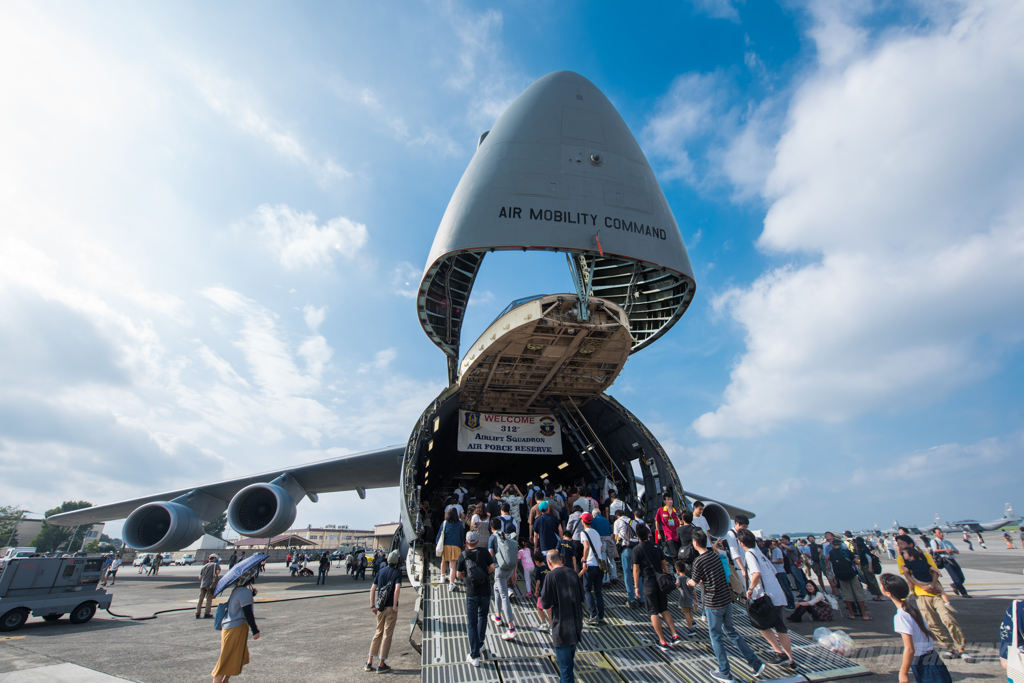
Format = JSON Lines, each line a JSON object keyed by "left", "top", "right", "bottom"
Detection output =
{"left": 1, "top": 0, "right": 1022, "bottom": 539}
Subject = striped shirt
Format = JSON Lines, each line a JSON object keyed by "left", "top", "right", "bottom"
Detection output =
{"left": 690, "top": 549, "right": 732, "bottom": 609}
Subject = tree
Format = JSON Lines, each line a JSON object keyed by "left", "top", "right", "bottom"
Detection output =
{"left": 204, "top": 513, "right": 227, "bottom": 539}
{"left": 31, "top": 501, "right": 93, "bottom": 553}
{"left": 0, "top": 506, "right": 24, "bottom": 547}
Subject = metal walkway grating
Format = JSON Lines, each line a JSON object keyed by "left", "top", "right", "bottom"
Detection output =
{"left": 418, "top": 564, "right": 869, "bottom": 683}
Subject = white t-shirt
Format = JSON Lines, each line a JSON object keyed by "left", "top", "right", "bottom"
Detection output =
{"left": 692, "top": 515, "right": 710, "bottom": 534}
{"left": 609, "top": 499, "right": 627, "bottom": 518}
{"left": 453, "top": 487, "right": 467, "bottom": 504}
{"left": 445, "top": 503, "right": 464, "bottom": 518}
{"left": 894, "top": 608, "right": 934, "bottom": 655}
{"left": 575, "top": 497, "right": 595, "bottom": 514}
{"left": 770, "top": 547, "right": 785, "bottom": 570}
{"left": 725, "top": 529, "right": 743, "bottom": 563}
{"left": 745, "top": 548, "right": 786, "bottom": 607}
{"left": 582, "top": 528, "right": 604, "bottom": 567}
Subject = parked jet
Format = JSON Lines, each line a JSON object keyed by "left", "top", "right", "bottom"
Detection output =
{"left": 932, "top": 504, "right": 1021, "bottom": 533}
{"left": 49, "top": 72, "right": 754, "bottom": 582}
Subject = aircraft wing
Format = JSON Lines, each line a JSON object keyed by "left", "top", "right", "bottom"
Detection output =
{"left": 683, "top": 490, "right": 756, "bottom": 520}
{"left": 48, "top": 445, "right": 405, "bottom": 527}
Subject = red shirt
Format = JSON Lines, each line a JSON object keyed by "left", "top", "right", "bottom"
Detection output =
{"left": 655, "top": 506, "right": 681, "bottom": 542}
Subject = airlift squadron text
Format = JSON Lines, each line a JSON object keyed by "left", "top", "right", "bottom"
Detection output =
{"left": 497, "top": 206, "right": 668, "bottom": 240}
{"left": 464, "top": 432, "right": 555, "bottom": 453}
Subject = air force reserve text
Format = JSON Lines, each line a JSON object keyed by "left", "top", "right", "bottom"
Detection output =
{"left": 457, "top": 409, "right": 563, "bottom": 455}
{"left": 497, "top": 206, "right": 668, "bottom": 240}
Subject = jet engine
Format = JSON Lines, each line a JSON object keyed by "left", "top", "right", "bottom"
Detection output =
{"left": 123, "top": 501, "right": 205, "bottom": 552}
{"left": 701, "top": 502, "right": 731, "bottom": 538}
{"left": 227, "top": 483, "right": 297, "bottom": 538}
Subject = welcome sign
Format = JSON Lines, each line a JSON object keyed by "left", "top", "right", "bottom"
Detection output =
{"left": 457, "top": 410, "right": 563, "bottom": 455}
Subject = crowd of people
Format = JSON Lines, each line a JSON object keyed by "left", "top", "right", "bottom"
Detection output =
{"left": 415, "top": 477, "right": 1011, "bottom": 683}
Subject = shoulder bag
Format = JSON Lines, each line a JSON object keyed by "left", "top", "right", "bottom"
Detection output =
{"left": 747, "top": 593, "right": 778, "bottom": 630}
{"left": 435, "top": 521, "right": 446, "bottom": 557}
{"left": 584, "top": 528, "right": 610, "bottom": 574}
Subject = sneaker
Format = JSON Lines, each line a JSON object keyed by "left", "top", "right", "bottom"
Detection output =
{"left": 501, "top": 629, "right": 516, "bottom": 641}
{"left": 493, "top": 615, "right": 503, "bottom": 625}
{"left": 447, "top": 582, "right": 455, "bottom": 592}
{"left": 657, "top": 641, "right": 671, "bottom": 652}
{"left": 752, "top": 662, "right": 767, "bottom": 677}
{"left": 538, "top": 623, "right": 550, "bottom": 632}
{"left": 941, "top": 651, "right": 956, "bottom": 660}
{"left": 195, "top": 614, "right": 201, "bottom": 619}
{"left": 669, "top": 634, "right": 682, "bottom": 643}
{"left": 584, "top": 617, "right": 599, "bottom": 626}
{"left": 364, "top": 662, "right": 374, "bottom": 672}
{"left": 376, "top": 664, "right": 392, "bottom": 674}
{"left": 709, "top": 671, "right": 734, "bottom": 683}
{"left": 204, "top": 614, "right": 213, "bottom": 619}
{"left": 960, "top": 652, "right": 975, "bottom": 663}
{"left": 467, "top": 654, "right": 480, "bottom": 667}
{"left": 597, "top": 619, "right": 607, "bottom": 626}
{"left": 771, "top": 652, "right": 788, "bottom": 664}
{"left": 684, "top": 628, "right": 698, "bottom": 638}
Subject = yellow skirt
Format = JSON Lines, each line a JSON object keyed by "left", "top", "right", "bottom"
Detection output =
{"left": 442, "top": 545, "right": 461, "bottom": 562}
{"left": 212, "top": 624, "right": 250, "bottom": 677}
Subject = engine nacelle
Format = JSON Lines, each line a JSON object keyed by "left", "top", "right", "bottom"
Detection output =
{"left": 702, "top": 502, "right": 731, "bottom": 538}
{"left": 123, "top": 501, "right": 205, "bottom": 552}
{"left": 227, "top": 483, "right": 297, "bottom": 538}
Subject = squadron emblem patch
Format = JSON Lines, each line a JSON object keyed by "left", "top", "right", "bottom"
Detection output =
{"left": 539, "top": 417, "right": 556, "bottom": 437}
{"left": 464, "top": 411, "right": 481, "bottom": 430}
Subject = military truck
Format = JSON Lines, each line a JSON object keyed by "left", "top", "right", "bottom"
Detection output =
{"left": 0, "top": 556, "right": 112, "bottom": 631}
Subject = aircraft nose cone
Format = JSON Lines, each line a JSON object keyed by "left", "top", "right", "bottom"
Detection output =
{"left": 418, "top": 70, "right": 697, "bottom": 364}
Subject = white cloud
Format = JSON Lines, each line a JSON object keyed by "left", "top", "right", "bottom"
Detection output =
{"left": 691, "top": 0, "right": 742, "bottom": 22}
{"left": 695, "top": 0, "right": 1024, "bottom": 437}
{"left": 358, "top": 348, "right": 397, "bottom": 374}
{"left": 195, "top": 73, "right": 350, "bottom": 184}
{"left": 303, "top": 304, "right": 327, "bottom": 331}
{"left": 643, "top": 73, "right": 725, "bottom": 183}
{"left": 391, "top": 262, "right": 422, "bottom": 299}
{"left": 246, "top": 204, "right": 368, "bottom": 271}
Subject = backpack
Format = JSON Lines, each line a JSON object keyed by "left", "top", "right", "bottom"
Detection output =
{"left": 375, "top": 569, "right": 399, "bottom": 610}
{"left": 499, "top": 517, "right": 516, "bottom": 535}
{"left": 830, "top": 546, "right": 857, "bottom": 581}
{"left": 810, "top": 542, "right": 821, "bottom": 562}
{"left": 462, "top": 552, "right": 489, "bottom": 588}
{"left": 494, "top": 534, "right": 518, "bottom": 572}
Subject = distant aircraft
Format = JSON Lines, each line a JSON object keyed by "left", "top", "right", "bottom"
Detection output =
{"left": 931, "top": 503, "right": 1021, "bottom": 533}
{"left": 49, "top": 71, "right": 753, "bottom": 581}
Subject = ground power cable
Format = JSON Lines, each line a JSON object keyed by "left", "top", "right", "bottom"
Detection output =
{"left": 103, "top": 584, "right": 402, "bottom": 622}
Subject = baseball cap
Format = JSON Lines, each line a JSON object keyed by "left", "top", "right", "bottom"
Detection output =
{"left": 466, "top": 531, "right": 480, "bottom": 544}
{"left": 581, "top": 512, "right": 594, "bottom": 524}
{"left": 538, "top": 501, "right": 549, "bottom": 511}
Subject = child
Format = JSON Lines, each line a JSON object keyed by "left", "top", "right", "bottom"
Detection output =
{"left": 673, "top": 560, "right": 697, "bottom": 637}
{"left": 900, "top": 547, "right": 954, "bottom": 611}
{"left": 518, "top": 539, "right": 536, "bottom": 598}
{"left": 558, "top": 529, "right": 578, "bottom": 573}
{"left": 533, "top": 551, "right": 551, "bottom": 632}
{"left": 880, "top": 573, "right": 952, "bottom": 683}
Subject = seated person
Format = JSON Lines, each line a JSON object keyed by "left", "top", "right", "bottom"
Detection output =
{"left": 787, "top": 582, "right": 833, "bottom": 622}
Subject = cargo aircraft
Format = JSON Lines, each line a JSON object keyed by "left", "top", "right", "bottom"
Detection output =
{"left": 51, "top": 72, "right": 754, "bottom": 585}
{"left": 931, "top": 504, "right": 1021, "bottom": 533}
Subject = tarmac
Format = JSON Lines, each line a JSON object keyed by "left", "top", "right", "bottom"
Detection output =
{"left": 0, "top": 542, "right": 1020, "bottom": 683}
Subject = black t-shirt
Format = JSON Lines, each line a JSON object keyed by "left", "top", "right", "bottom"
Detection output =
{"left": 374, "top": 566, "right": 401, "bottom": 607}
{"left": 632, "top": 540, "right": 664, "bottom": 583}
{"left": 486, "top": 497, "right": 502, "bottom": 520}
{"left": 539, "top": 566, "right": 585, "bottom": 648}
{"left": 456, "top": 548, "right": 494, "bottom": 597}
{"left": 533, "top": 513, "right": 561, "bottom": 551}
